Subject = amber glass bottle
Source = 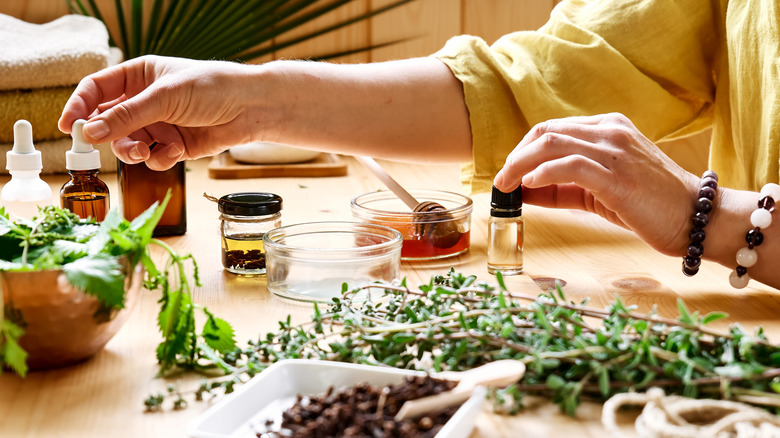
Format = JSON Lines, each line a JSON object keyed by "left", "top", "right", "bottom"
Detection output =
{"left": 118, "top": 160, "right": 187, "bottom": 236}
{"left": 61, "top": 170, "right": 110, "bottom": 221}
{"left": 60, "top": 119, "right": 109, "bottom": 221}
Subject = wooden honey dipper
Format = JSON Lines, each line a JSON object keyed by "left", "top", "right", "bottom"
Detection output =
{"left": 355, "top": 156, "right": 462, "bottom": 249}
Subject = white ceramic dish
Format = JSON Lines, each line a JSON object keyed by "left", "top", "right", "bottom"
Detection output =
{"left": 189, "top": 359, "right": 486, "bottom": 438}
{"left": 229, "top": 142, "right": 321, "bottom": 164}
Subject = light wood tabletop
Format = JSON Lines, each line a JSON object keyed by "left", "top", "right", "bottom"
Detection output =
{"left": 1, "top": 154, "right": 778, "bottom": 438}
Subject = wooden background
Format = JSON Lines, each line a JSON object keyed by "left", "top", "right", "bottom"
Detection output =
{"left": 0, "top": 0, "right": 709, "bottom": 172}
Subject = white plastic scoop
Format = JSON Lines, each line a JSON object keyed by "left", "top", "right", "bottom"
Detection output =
{"left": 394, "top": 359, "right": 526, "bottom": 421}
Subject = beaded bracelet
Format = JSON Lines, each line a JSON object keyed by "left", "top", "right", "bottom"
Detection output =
{"left": 729, "top": 183, "right": 780, "bottom": 289}
{"left": 683, "top": 170, "right": 718, "bottom": 276}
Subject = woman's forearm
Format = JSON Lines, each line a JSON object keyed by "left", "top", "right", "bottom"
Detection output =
{"left": 248, "top": 57, "right": 472, "bottom": 163}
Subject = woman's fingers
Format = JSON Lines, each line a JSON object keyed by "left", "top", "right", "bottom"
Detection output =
{"left": 111, "top": 128, "right": 154, "bottom": 163}
{"left": 97, "top": 95, "right": 128, "bottom": 113}
{"left": 143, "top": 123, "right": 188, "bottom": 170}
{"left": 493, "top": 113, "right": 699, "bottom": 256}
{"left": 495, "top": 125, "right": 619, "bottom": 192}
{"left": 58, "top": 58, "right": 149, "bottom": 133}
{"left": 522, "top": 154, "right": 613, "bottom": 192}
{"left": 81, "top": 84, "right": 168, "bottom": 144}
{"left": 111, "top": 121, "right": 188, "bottom": 169}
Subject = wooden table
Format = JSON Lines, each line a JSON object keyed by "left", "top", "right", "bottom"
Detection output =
{"left": 1, "top": 155, "right": 778, "bottom": 438}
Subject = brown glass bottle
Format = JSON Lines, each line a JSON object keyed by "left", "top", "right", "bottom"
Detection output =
{"left": 118, "top": 160, "right": 187, "bottom": 236}
{"left": 60, "top": 170, "right": 110, "bottom": 221}
{"left": 61, "top": 119, "right": 109, "bottom": 222}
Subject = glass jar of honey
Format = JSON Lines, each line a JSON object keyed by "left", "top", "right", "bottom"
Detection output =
{"left": 218, "top": 192, "right": 282, "bottom": 275}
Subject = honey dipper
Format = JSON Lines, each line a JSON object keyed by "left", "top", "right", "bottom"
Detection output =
{"left": 355, "top": 156, "right": 462, "bottom": 249}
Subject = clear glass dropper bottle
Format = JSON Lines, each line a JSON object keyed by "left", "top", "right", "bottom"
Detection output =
{"left": 60, "top": 119, "right": 109, "bottom": 221}
{"left": 487, "top": 185, "right": 524, "bottom": 275}
{"left": 1, "top": 120, "right": 52, "bottom": 220}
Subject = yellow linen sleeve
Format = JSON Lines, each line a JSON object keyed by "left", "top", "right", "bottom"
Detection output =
{"left": 434, "top": 0, "right": 719, "bottom": 194}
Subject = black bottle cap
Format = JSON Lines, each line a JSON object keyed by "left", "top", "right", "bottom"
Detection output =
{"left": 491, "top": 185, "right": 523, "bottom": 209}
{"left": 218, "top": 192, "right": 282, "bottom": 216}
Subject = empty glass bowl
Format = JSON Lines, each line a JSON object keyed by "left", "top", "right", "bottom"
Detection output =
{"left": 263, "top": 221, "right": 402, "bottom": 302}
{"left": 350, "top": 190, "right": 473, "bottom": 260}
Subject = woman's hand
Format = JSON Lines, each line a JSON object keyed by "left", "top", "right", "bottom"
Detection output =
{"left": 58, "top": 55, "right": 268, "bottom": 170}
{"left": 493, "top": 113, "right": 700, "bottom": 257}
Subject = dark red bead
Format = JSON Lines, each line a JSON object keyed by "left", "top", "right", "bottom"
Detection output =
{"left": 687, "top": 244, "right": 703, "bottom": 257}
{"left": 696, "top": 197, "right": 713, "bottom": 214}
{"left": 746, "top": 228, "right": 764, "bottom": 247}
{"left": 702, "top": 170, "right": 718, "bottom": 182}
{"left": 684, "top": 255, "right": 701, "bottom": 269}
{"left": 701, "top": 178, "right": 718, "bottom": 190}
{"left": 699, "top": 186, "right": 716, "bottom": 200}
{"left": 758, "top": 196, "right": 775, "bottom": 212}
{"left": 692, "top": 212, "right": 709, "bottom": 228}
{"left": 682, "top": 264, "right": 699, "bottom": 277}
{"left": 736, "top": 265, "right": 748, "bottom": 276}
{"left": 689, "top": 227, "right": 706, "bottom": 244}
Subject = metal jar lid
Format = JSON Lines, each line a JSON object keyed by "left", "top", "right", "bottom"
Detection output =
{"left": 218, "top": 192, "right": 282, "bottom": 216}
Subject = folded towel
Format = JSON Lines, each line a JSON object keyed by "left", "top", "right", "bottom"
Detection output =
{"left": 0, "top": 86, "right": 74, "bottom": 143}
{"left": 0, "top": 14, "right": 110, "bottom": 91}
{"left": 0, "top": 137, "right": 117, "bottom": 175}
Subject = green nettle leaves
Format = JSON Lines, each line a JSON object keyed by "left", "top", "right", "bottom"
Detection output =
{"left": 1, "top": 319, "right": 27, "bottom": 377}
{"left": 148, "top": 268, "right": 780, "bottom": 415}
{"left": 0, "top": 198, "right": 234, "bottom": 382}
{"left": 64, "top": 254, "right": 125, "bottom": 308}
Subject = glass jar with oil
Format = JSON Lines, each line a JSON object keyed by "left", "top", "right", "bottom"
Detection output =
{"left": 218, "top": 192, "right": 282, "bottom": 275}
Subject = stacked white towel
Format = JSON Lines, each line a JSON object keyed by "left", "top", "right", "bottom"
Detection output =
{"left": 0, "top": 14, "right": 116, "bottom": 174}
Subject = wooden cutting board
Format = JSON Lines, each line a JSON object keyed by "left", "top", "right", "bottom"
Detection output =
{"left": 208, "top": 152, "right": 348, "bottom": 179}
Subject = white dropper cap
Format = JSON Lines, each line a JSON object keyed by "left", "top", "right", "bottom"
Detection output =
{"left": 7, "top": 120, "right": 43, "bottom": 172}
{"left": 66, "top": 119, "right": 101, "bottom": 171}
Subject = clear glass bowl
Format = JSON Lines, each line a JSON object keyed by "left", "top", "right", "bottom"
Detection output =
{"left": 350, "top": 189, "right": 473, "bottom": 260}
{"left": 263, "top": 221, "right": 402, "bottom": 302}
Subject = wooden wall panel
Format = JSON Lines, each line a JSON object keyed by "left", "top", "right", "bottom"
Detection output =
{"left": 462, "top": 0, "right": 555, "bottom": 44}
{"left": 272, "top": 0, "right": 371, "bottom": 63}
{"left": 369, "top": 0, "right": 461, "bottom": 61}
{"left": 0, "top": 0, "right": 69, "bottom": 23}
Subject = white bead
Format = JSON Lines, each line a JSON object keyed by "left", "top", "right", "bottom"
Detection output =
{"left": 751, "top": 208, "right": 773, "bottom": 229}
{"left": 736, "top": 247, "right": 758, "bottom": 267}
{"left": 760, "top": 183, "right": 780, "bottom": 201}
{"left": 730, "top": 270, "right": 750, "bottom": 289}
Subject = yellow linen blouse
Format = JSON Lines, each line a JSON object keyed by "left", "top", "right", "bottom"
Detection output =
{"left": 435, "top": 0, "right": 779, "bottom": 194}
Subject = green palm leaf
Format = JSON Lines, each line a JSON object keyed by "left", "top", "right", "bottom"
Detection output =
{"left": 66, "top": 0, "right": 418, "bottom": 61}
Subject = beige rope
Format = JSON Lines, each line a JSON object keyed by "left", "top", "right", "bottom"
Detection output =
{"left": 602, "top": 388, "right": 780, "bottom": 437}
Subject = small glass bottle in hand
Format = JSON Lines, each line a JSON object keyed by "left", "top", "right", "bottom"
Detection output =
{"left": 487, "top": 185, "right": 524, "bottom": 275}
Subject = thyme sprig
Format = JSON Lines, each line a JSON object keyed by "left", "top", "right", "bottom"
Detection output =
{"left": 145, "top": 269, "right": 780, "bottom": 416}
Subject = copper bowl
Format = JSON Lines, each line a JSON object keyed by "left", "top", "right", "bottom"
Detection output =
{"left": 1, "top": 260, "right": 144, "bottom": 370}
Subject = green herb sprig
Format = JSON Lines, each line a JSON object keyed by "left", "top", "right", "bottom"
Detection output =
{"left": 0, "top": 198, "right": 234, "bottom": 380}
{"left": 144, "top": 269, "right": 780, "bottom": 416}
